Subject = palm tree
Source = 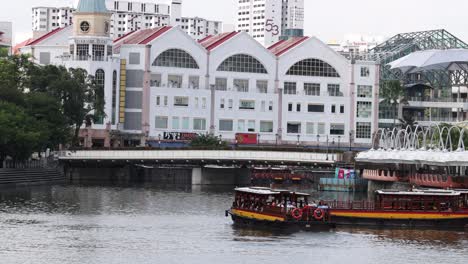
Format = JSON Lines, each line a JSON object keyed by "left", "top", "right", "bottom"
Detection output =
{"left": 381, "top": 80, "right": 408, "bottom": 127}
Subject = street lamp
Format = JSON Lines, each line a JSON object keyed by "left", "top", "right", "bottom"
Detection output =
{"left": 158, "top": 134, "right": 161, "bottom": 148}
{"left": 316, "top": 134, "right": 320, "bottom": 149}
{"left": 338, "top": 135, "right": 341, "bottom": 150}
{"left": 219, "top": 134, "right": 223, "bottom": 145}
{"left": 275, "top": 133, "right": 279, "bottom": 146}
{"left": 296, "top": 134, "right": 300, "bottom": 147}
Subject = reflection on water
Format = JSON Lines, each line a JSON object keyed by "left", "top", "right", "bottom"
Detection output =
{"left": 0, "top": 183, "right": 466, "bottom": 264}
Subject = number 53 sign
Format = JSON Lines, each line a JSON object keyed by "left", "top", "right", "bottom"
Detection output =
{"left": 265, "top": 19, "right": 279, "bottom": 36}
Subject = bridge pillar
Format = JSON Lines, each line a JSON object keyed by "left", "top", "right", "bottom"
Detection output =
{"left": 192, "top": 167, "right": 202, "bottom": 185}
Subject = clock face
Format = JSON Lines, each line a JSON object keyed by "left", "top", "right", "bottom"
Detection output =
{"left": 104, "top": 22, "right": 109, "bottom": 33}
{"left": 80, "top": 21, "right": 90, "bottom": 33}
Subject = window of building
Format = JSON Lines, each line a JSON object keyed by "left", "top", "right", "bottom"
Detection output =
{"left": 228, "top": 99, "right": 233, "bottom": 109}
{"left": 189, "top": 76, "right": 200, "bottom": 89}
{"left": 340, "top": 105, "right": 345, "bottom": 114}
{"left": 217, "top": 54, "right": 267, "bottom": 74}
{"left": 155, "top": 116, "right": 168, "bottom": 129}
{"left": 256, "top": 80, "right": 268, "bottom": 93}
{"left": 331, "top": 105, "right": 336, "bottom": 113}
{"left": 330, "top": 123, "right": 345, "bottom": 135}
{"left": 260, "top": 121, "right": 273, "bottom": 133}
{"left": 247, "top": 120, "right": 256, "bottom": 132}
{"left": 195, "top": 97, "right": 199, "bottom": 108}
{"left": 219, "top": 120, "right": 234, "bottom": 131}
{"left": 202, "top": 98, "right": 206, "bottom": 109}
{"left": 357, "top": 85, "right": 372, "bottom": 98}
{"left": 168, "top": 75, "right": 182, "bottom": 88}
{"left": 360, "top": 66, "right": 370, "bottom": 77}
{"left": 150, "top": 74, "right": 162, "bottom": 87}
{"left": 307, "top": 104, "right": 324, "bottom": 113}
{"left": 317, "top": 123, "right": 325, "bottom": 135}
{"left": 92, "top": 45, "right": 105, "bottom": 61}
{"left": 234, "top": 79, "right": 249, "bottom": 92}
{"left": 239, "top": 100, "right": 255, "bottom": 110}
{"left": 356, "top": 122, "right": 371, "bottom": 139}
{"left": 182, "top": 117, "right": 190, "bottom": 130}
{"left": 174, "top": 96, "right": 189, "bottom": 107}
{"left": 129, "top": 52, "right": 140, "bottom": 65}
{"left": 284, "top": 82, "right": 297, "bottom": 95}
{"left": 286, "top": 58, "right": 340, "bottom": 77}
{"left": 111, "top": 71, "right": 117, "bottom": 125}
{"left": 76, "top": 44, "right": 89, "bottom": 60}
{"left": 357, "top": 102, "right": 372, "bottom": 118}
{"left": 296, "top": 103, "right": 301, "bottom": 112}
{"left": 156, "top": 96, "right": 161, "bottom": 106}
{"left": 220, "top": 99, "right": 225, "bottom": 109}
{"left": 306, "top": 122, "right": 314, "bottom": 135}
{"left": 287, "top": 122, "right": 301, "bottom": 134}
{"left": 193, "top": 118, "right": 206, "bottom": 130}
{"left": 215, "top": 78, "right": 227, "bottom": 91}
{"left": 269, "top": 101, "right": 273, "bottom": 111}
{"left": 327, "top": 84, "right": 342, "bottom": 96}
{"left": 152, "top": 48, "right": 199, "bottom": 69}
{"left": 288, "top": 103, "right": 293, "bottom": 112}
{"left": 172, "top": 117, "right": 180, "bottom": 129}
{"left": 261, "top": 101, "right": 266, "bottom": 112}
{"left": 39, "top": 52, "right": 51, "bottom": 65}
{"left": 304, "top": 83, "right": 320, "bottom": 96}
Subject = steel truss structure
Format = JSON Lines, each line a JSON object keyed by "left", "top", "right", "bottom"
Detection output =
{"left": 366, "top": 29, "right": 468, "bottom": 87}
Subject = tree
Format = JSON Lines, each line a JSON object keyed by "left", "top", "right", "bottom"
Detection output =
{"left": 399, "top": 112, "right": 418, "bottom": 130}
{"left": 0, "top": 102, "right": 44, "bottom": 166}
{"left": 190, "top": 134, "right": 228, "bottom": 149}
{"left": 381, "top": 80, "right": 408, "bottom": 127}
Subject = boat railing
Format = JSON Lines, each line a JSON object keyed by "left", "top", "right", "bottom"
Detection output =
{"left": 327, "top": 200, "right": 375, "bottom": 210}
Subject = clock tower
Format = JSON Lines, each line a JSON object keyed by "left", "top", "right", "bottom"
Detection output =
{"left": 70, "top": 0, "right": 112, "bottom": 60}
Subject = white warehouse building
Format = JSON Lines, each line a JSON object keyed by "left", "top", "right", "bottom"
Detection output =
{"left": 20, "top": 0, "right": 379, "bottom": 148}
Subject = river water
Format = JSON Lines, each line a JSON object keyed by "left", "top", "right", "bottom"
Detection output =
{"left": 0, "top": 184, "right": 466, "bottom": 264}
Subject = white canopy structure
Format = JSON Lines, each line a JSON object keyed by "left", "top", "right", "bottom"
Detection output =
{"left": 388, "top": 49, "right": 468, "bottom": 74}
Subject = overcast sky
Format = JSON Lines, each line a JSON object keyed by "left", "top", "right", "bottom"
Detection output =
{"left": 1, "top": 0, "right": 468, "bottom": 44}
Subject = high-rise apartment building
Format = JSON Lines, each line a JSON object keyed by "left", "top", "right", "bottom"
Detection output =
{"left": 236, "top": 0, "right": 304, "bottom": 46}
{"left": 32, "top": 0, "right": 222, "bottom": 40}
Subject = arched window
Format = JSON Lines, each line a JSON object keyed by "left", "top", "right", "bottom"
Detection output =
{"left": 152, "top": 49, "right": 199, "bottom": 69}
{"left": 94, "top": 69, "right": 105, "bottom": 125}
{"left": 217, "top": 54, "right": 268, "bottom": 74}
{"left": 286, "top": 58, "right": 340, "bottom": 77}
{"left": 111, "top": 70, "right": 117, "bottom": 125}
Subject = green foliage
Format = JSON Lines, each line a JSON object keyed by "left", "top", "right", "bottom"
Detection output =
{"left": 0, "top": 55, "right": 105, "bottom": 162}
{"left": 432, "top": 123, "right": 468, "bottom": 150}
{"left": 190, "top": 134, "right": 229, "bottom": 149}
{"left": 0, "top": 47, "right": 9, "bottom": 58}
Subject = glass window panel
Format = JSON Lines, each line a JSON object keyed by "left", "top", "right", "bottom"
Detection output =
{"left": 155, "top": 116, "right": 168, "bottom": 129}
{"left": 217, "top": 54, "right": 267, "bottom": 74}
{"left": 174, "top": 96, "right": 189, "bottom": 107}
{"left": 306, "top": 122, "right": 314, "bottom": 135}
{"left": 239, "top": 100, "right": 255, "bottom": 110}
{"left": 234, "top": 79, "right": 249, "bottom": 92}
{"left": 330, "top": 123, "right": 345, "bottom": 135}
{"left": 256, "top": 80, "right": 268, "bottom": 93}
{"left": 286, "top": 58, "right": 340, "bottom": 77}
{"left": 182, "top": 117, "right": 190, "bottom": 130}
{"left": 193, "top": 118, "right": 206, "bottom": 131}
{"left": 247, "top": 120, "right": 255, "bottom": 132}
{"left": 172, "top": 117, "right": 180, "bottom": 129}
{"left": 304, "top": 83, "right": 320, "bottom": 96}
{"left": 357, "top": 102, "right": 372, "bottom": 118}
{"left": 356, "top": 122, "right": 371, "bottom": 139}
{"left": 360, "top": 67, "right": 370, "bottom": 77}
{"left": 260, "top": 121, "right": 273, "bottom": 133}
{"left": 357, "top": 85, "right": 372, "bottom": 98}
{"left": 307, "top": 104, "right": 324, "bottom": 112}
{"left": 327, "top": 84, "right": 343, "bottom": 97}
{"left": 168, "top": 75, "right": 182, "bottom": 88}
{"left": 219, "top": 120, "right": 234, "bottom": 131}
{"left": 284, "top": 82, "right": 296, "bottom": 95}
{"left": 153, "top": 48, "right": 199, "bottom": 69}
{"left": 287, "top": 122, "right": 301, "bottom": 134}
{"left": 238, "top": 120, "right": 245, "bottom": 132}
{"left": 150, "top": 74, "right": 162, "bottom": 87}
{"left": 318, "top": 123, "right": 325, "bottom": 134}
{"left": 189, "top": 76, "right": 200, "bottom": 89}
{"left": 215, "top": 78, "right": 227, "bottom": 91}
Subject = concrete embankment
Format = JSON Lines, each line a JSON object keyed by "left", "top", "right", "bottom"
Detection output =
{"left": 0, "top": 168, "right": 65, "bottom": 188}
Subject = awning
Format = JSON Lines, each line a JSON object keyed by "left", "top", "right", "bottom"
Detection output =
{"left": 388, "top": 49, "right": 468, "bottom": 73}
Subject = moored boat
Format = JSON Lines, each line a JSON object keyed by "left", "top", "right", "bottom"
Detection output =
{"left": 327, "top": 189, "right": 468, "bottom": 229}
{"left": 226, "top": 187, "right": 334, "bottom": 230}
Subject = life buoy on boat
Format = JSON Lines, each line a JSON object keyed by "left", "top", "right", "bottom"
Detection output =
{"left": 291, "top": 208, "right": 303, "bottom": 220}
{"left": 313, "top": 208, "right": 325, "bottom": 220}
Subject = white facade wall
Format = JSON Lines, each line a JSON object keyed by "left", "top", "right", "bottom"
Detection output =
{"left": 208, "top": 33, "right": 278, "bottom": 141}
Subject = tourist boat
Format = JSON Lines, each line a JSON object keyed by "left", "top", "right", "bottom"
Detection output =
{"left": 327, "top": 189, "right": 468, "bottom": 229}
{"left": 226, "top": 187, "right": 334, "bottom": 230}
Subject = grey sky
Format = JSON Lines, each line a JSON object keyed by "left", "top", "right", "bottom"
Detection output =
{"left": 1, "top": 0, "right": 467, "bottom": 44}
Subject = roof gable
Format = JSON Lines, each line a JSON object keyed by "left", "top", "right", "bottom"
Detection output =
{"left": 268, "top": 37, "right": 309, "bottom": 57}
{"left": 199, "top": 31, "right": 239, "bottom": 51}
{"left": 27, "top": 26, "right": 70, "bottom": 46}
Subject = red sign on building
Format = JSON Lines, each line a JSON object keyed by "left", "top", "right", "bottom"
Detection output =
{"left": 235, "top": 133, "right": 258, "bottom": 145}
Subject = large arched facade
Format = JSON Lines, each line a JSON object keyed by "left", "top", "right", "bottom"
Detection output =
{"left": 286, "top": 58, "right": 340, "bottom": 77}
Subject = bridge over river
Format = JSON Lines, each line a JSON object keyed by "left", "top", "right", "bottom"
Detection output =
{"left": 59, "top": 150, "right": 342, "bottom": 185}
